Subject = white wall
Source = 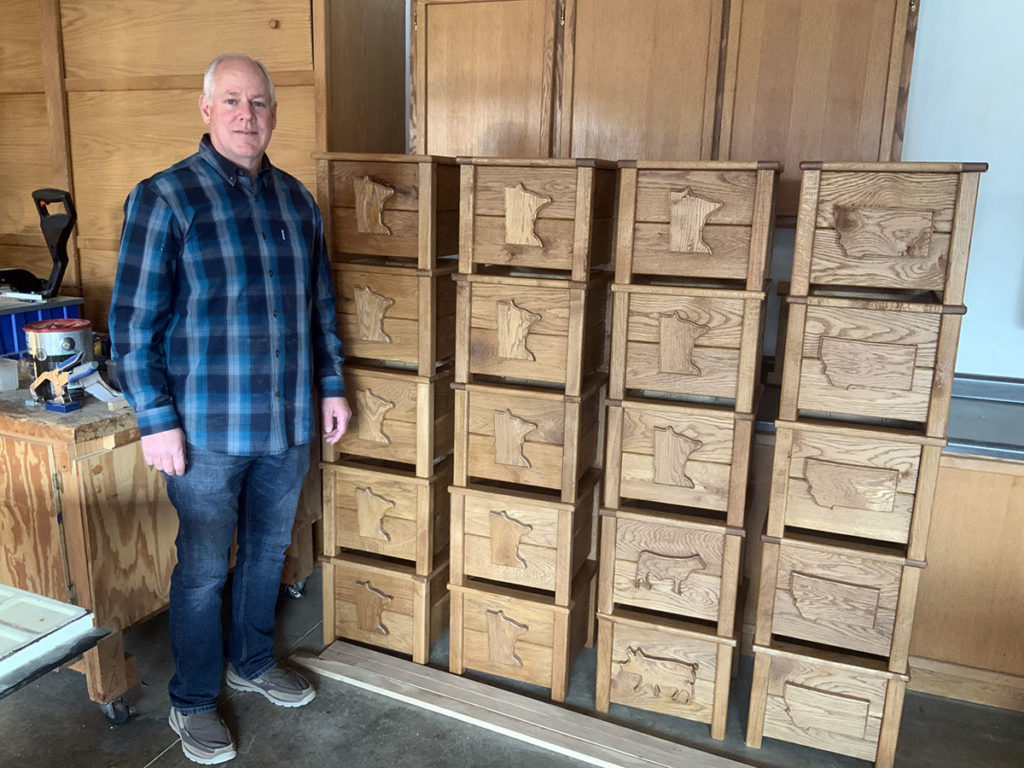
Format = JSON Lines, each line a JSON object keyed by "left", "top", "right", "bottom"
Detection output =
{"left": 902, "top": 1, "right": 1024, "bottom": 378}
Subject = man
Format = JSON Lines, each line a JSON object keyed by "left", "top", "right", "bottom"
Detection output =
{"left": 109, "top": 53, "right": 349, "bottom": 765}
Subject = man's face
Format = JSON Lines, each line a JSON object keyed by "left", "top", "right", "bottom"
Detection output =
{"left": 199, "top": 58, "right": 277, "bottom": 174}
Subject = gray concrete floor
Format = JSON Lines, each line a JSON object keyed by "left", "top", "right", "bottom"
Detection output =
{"left": 1, "top": 567, "right": 1021, "bottom": 768}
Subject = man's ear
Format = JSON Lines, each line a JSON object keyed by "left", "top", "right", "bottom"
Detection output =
{"left": 199, "top": 94, "right": 212, "bottom": 126}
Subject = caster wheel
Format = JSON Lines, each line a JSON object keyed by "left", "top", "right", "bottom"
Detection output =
{"left": 101, "top": 698, "right": 131, "bottom": 725}
{"left": 285, "top": 579, "right": 307, "bottom": 599}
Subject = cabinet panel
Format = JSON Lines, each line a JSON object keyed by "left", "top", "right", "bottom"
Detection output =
{"left": 720, "top": 0, "right": 912, "bottom": 215}
{"left": 561, "top": 0, "right": 723, "bottom": 160}
{"left": 0, "top": 0, "right": 44, "bottom": 91}
{"left": 0, "top": 94, "right": 52, "bottom": 237}
{"left": 413, "top": 0, "right": 558, "bottom": 157}
{"left": 68, "top": 86, "right": 316, "bottom": 245}
{"left": 60, "top": 0, "right": 312, "bottom": 80}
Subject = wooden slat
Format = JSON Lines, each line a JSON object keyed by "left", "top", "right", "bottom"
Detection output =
{"left": 295, "top": 641, "right": 753, "bottom": 768}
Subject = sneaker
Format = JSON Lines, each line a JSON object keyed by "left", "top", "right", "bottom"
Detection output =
{"left": 225, "top": 664, "right": 316, "bottom": 707}
{"left": 168, "top": 708, "right": 236, "bottom": 765}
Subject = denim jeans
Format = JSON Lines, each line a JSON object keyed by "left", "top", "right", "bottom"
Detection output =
{"left": 163, "top": 442, "right": 310, "bottom": 713}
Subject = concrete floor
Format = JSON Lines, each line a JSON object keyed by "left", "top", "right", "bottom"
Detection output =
{"left": 1, "top": 567, "right": 1021, "bottom": 768}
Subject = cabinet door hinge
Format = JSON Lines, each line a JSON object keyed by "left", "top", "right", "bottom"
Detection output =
{"left": 559, "top": 1, "right": 566, "bottom": 26}
{"left": 413, "top": 8, "right": 418, "bottom": 31}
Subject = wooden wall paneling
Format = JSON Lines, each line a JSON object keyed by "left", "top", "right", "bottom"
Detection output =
{"left": 559, "top": 0, "right": 724, "bottom": 161}
{"left": 2, "top": 0, "right": 44, "bottom": 93}
{"left": 59, "top": 0, "right": 313, "bottom": 83}
{"left": 326, "top": 0, "right": 407, "bottom": 152}
{"left": 0, "top": 94, "right": 54, "bottom": 237}
{"left": 719, "top": 0, "right": 917, "bottom": 218}
{"left": 412, "top": 0, "right": 559, "bottom": 157}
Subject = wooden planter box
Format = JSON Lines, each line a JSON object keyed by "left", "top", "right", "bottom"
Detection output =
{"left": 614, "top": 161, "right": 779, "bottom": 290}
{"left": 604, "top": 399, "right": 754, "bottom": 527}
{"left": 449, "top": 471, "right": 599, "bottom": 605}
{"left": 790, "top": 162, "right": 987, "bottom": 304}
{"left": 597, "top": 507, "right": 743, "bottom": 637}
{"left": 328, "top": 365, "right": 454, "bottom": 477}
{"left": 333, "top": 260, "right": 456, "bottom": 375}
{"left": 595, "top": 608, "right": 735, "bottom": 740}
{"left": 778, "top": 295, "right": 964, "bottom": 437}
{"left": 746, "top": 641, "right": 908, "bottom": 768}
{"left": 454, "top": 271, "right": 609, "bottom": 396}
{"left": 458, "top": 158, "right": 617, "bottom": 280}
{"left": 768, "top": 420, "right": 944, "bottom": 560}
{"left": 449, "top": 561, "right": 596, "bottom": 702}
{"left": 322, "top": 456, "right": 452, "bottom": 577}
{"left": 314, "top": 152, "right": 459, "bottom": 271}
{"left": 755, "top": 534, "right": 923, "bottom": 671}
{"left": 322, "top": 554, "right": 449, "bottom": 665}
{"left": 607, "top": 283, "right": 766, "bottom": 412}
{"left": 453, "top": 379, "right": 602, "bottom": 503}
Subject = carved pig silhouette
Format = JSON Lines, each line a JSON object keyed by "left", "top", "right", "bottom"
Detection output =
{"left": 611, "top": 646, "right": 698, "bottom": 705}
{"left": 633, "top": 550, "right": 707, "bottom": 594}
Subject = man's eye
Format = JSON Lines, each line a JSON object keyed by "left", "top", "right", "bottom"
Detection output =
{"left": 225, "top": 98, "right": 237, "bottom": 105}
{"left": 253, "top": 101, "right": 265, "bottom": 109}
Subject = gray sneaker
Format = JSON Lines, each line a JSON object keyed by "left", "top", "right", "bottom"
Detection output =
{"left": 225, "top": 664, "right": 316, "bottom": 707}
{"left": 168, "top": 708, "right": 236, "bottom": 765}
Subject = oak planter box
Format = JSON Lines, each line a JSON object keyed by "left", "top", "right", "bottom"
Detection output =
{"left": 333, "top": 260, "right": 456, "bottom": 375}
{"left": 778, "top": 295, "right": 964, "bottom": 437}
{"left": 315, "top": 152, "right": 459, "bottom": 271}
{"left": 614, "top": 161, "right": 778, "bottom": 290}
{"left": 767, "top": 420, "right": 944, "bottom": 559}
{"left": 746, "top": 641, "right": 908, "bottom": 767}
{"left": 453, "top": 379, "right": 602, "bottom": 503}
{"left": 597, "top": 507, "right": 743, "bottom": 637}
{"left": 449, "top": 562, "right": 596, "bottom": 702}
{"left": 454, "top": 271, "right": 609, "bottom": 396}
{"left": 449, "top": 472, "right": 599, "bottom": 605}
{"left": 458, "top": 158, "right": 617, "bottom": 280}
{"left": 790, "top": 162, "right": 987, "bottom": 303}
{"left": 329, "top": 365, "right": 454, "bottom": 477}
{"left": 322, "top": 554, "right": 449, "bottom": 665}
{"left": 595, "top": 609, "right": 735, "bottom": 740}
{"left": 604, "top": 399, "right": 754, "bottom": 526}
{"left": 607, "top": 283, "right": 766, "bottom": 412}
{"left": 322, "top": 457, "right": 452, "bottom": 576}
{"left": 755, "top": 535, "right": 923, "bottom": 671}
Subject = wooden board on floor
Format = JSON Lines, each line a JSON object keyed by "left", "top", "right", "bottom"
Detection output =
{"left": 293, "top": 641, "right": 755, "bottom": 768}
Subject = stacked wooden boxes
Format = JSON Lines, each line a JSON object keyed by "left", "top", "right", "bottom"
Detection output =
{"left": 745, "top": 162, "right": 986, "bottom": 767}
{"left": 315, "top": 153, "right": 459, "bottom": 664}
{"left": 595, "top": 161, "right": 780, "bottom": 739}
{"left": 448, "top": 158, "right": 616, "bottom": 701}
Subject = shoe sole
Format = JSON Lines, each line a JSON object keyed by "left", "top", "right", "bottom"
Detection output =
{"left": 225, "top": 670, "right": 316, "bottom": 708}
{"left": 168, "top": 713, "right": 237, "bottom": 765}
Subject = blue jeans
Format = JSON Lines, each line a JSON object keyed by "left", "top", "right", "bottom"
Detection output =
{"left": 163, "top": 442, "right": 310, "bottom": 713}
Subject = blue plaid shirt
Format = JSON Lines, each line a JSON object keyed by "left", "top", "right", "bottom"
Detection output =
{"left": 109, "top": 135, "right": 345, "bottom": 455}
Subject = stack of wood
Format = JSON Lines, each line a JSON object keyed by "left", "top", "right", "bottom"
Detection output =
{"left": 595, "top": 161, "right": 780, "bottom": 739}
{"left": 745, "top": 161, "right": 986, "bottom": 767}
{"left": 315, "top": 153, "right": 460, "bottom": 663}
{"left": 447, "top": 157, "right": 616, "bottom": 701}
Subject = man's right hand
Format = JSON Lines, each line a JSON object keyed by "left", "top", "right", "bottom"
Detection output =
{"left": 141, "top": 428, "right": 187, "bottom": 476}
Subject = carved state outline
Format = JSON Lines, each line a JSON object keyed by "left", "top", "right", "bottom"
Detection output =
{"left": 354, "top": 580, "right": 393, "bottom": 635}
{"left": 652, "top": 426, "right": 702, "bottom": 488}
{"left": 485, "top": 609, "right": 529, "bottom": 668}
{"left": 789, "top": 570, "right": 882, "bottom": 629}
{"left": 353, "top": 285, "right": 395, "bottom": 343}
{"left": 496, "top": 299, "right": 541, "bottom": 361}
{"left": 833, "top": 205, "right": 934, "bottom": 261}
{"left": 818, "top": 336, "right": 917, "bottom": 391}
{"left": 353, "top": 176, "right": 395, "bottom": 235}
{"left": 355, "top": 486, "right": 395, "bottom": 542}
{"left": 356, "top": 388, "right": 395, "bottom": 444}
{"left": 504, "top": 183, "right": 551, "bottom": 247}
{"left": 493, "top": 409, "right": 537, "bottom": 468}
{"left": 804, "top": 458, "right": 899, "bottom": 513}
{"left": 658, "top": 311, "right": 710, "bottom": 376}
{"left": 489, "top": 510, "right": 533, "bottom": 569}
{"left": 669, "top": 187, "right": 723, "bottom": 255}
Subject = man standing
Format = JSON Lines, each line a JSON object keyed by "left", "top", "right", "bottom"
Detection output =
{"left": 109, "top": 53, "right": 349, "bottom": 765}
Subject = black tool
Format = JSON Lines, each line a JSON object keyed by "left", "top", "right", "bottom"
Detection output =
{"left": 0, "top": 189, "right": 77, "bottom": 300}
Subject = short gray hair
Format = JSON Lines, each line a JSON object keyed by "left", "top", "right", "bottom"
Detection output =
{"left": 203, "top": 53, "right": 276, "bottom": 105}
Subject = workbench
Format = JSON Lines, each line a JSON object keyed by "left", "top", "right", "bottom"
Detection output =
{"left": 0, "top": 389, "right": 177, "bottom": 715}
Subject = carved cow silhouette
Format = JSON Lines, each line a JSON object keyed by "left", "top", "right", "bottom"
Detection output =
{"left": 633, "top": 550, "right": 707, "bottom": 594}
{"left": 611, "top": 646, "right": 698, "bottom": 705}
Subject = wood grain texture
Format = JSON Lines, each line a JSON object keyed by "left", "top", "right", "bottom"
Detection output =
{"left": 720, "top": 0, "right": 908, "bottom": 216}
{"left": 0, "top": 0, "right": 44, "bottom": 91}
{"left": 0, "top": 93, "right": 53, "bottom": 237}
{"left": 60, "top": 0, "right": 312, "bottom": 79}
{"left": 563, "top": 0, "right": 723, "bottom": 161}
{"left": 417, "top": 0, "right": 557, "bottom": 157}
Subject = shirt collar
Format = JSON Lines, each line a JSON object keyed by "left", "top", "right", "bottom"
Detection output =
{"left": 198, "top": 134, "right": 274, "bottom": 188}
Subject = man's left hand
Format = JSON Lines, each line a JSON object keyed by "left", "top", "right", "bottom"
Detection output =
{"left": 322, "top": 396, "right": 351, "bottom": 444}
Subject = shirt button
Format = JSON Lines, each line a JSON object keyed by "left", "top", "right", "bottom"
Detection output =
{"left": 275, "top": 349, "right": 280, "bottom": 357}
{"left": 268, "top": 270, "right": 274, "bottom": 277}
{"left": 273, "top": 310, "right": 278, "bottom": 317}
{"left": 275, "top": 390, "right": 281, "bottom": 397}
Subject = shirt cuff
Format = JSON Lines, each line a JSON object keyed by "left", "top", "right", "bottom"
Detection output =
{"left": 319, "top": 375, "right": 346, "bottom": 399}
{"left": 135, "top": 405, "right": 181, "bottom": 437}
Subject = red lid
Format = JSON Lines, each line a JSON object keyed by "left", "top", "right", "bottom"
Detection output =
{"left": 23, "top": 318, "right": 92, "bottom": 333}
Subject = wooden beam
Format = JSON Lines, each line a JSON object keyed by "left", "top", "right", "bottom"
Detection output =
{"left": 293, "top": 641, "right": 755, "bottom": 768}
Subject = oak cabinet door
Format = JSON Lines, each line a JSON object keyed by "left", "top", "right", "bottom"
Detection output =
{"left": 559, "top": 0, "right": 724, "bottom": 161}
{"left": 412, "top": 0, "right": 560, "bottom": 157}
{"left": 719, "top": 0, "right": 915, "bottom": 216}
